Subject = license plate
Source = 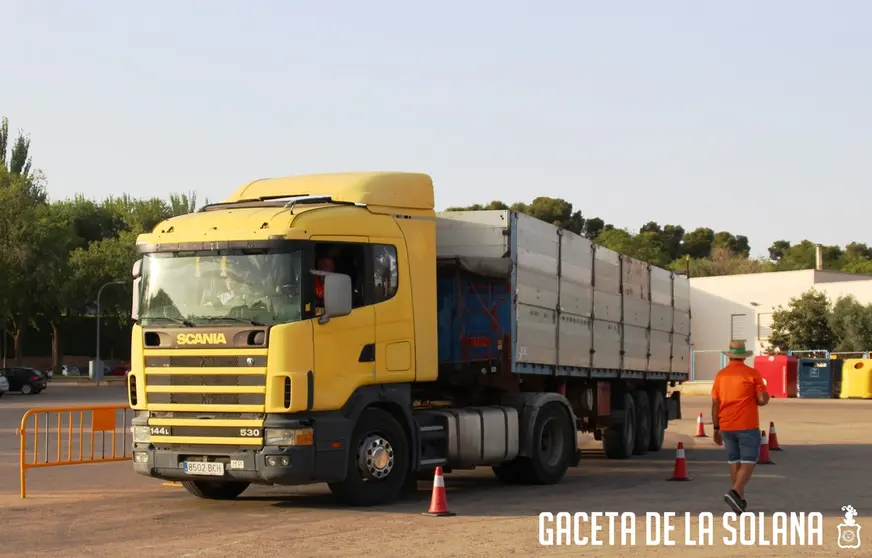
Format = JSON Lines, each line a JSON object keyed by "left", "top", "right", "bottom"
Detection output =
{"left": 183, "top": 461, "right": 225, "bottom": 476}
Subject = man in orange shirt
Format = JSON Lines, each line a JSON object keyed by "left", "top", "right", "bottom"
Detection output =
{"left": 711, "top": 340, "right": 770, "bottom": 513}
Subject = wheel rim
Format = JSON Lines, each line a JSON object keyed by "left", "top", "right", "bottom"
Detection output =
{"left": 539, "top": 417, "right": 565, "bottom": 467}
{"left": 21, "top": 385, "right": 31, "bottom": 394}
{"left": 357, "top": 434, "right": 395, "bottom": 481}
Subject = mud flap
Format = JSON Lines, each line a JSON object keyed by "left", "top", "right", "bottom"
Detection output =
{"left": 667, "top": 391, "right": 681, "bottom": 421}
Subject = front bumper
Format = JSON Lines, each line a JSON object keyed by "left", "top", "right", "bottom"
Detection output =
{"left": 132, "top": 412, "right": 352, "bottom": 486}
{"left": 132, "top": 444, "right": 321, "bottom": 485}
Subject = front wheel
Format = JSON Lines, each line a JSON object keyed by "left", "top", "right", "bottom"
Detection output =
{"left": 20, "top": 384, "right": 32, "bottom": 395}
{"left": 181, "top": 480, "right": 249, "bottom": 500}
{"left": 328, "top": 408, "right": 410, "bottom": 507}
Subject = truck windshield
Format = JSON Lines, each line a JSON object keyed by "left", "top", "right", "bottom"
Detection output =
{"left": 139, "top": 249, "right": 304, "bottom": 327}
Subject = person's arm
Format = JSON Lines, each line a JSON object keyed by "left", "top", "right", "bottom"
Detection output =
{"left": 753, "top": 370, "right": 770, "bottom": 406}
{"left": 710, "top": 376, "right": 721, "bottom": 430}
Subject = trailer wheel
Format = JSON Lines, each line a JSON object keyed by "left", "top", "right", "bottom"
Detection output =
{"left": 181, "top": 480, "right": 249, "bottom": 500}
{"left": 602, "top": 393, "right": 635, "bottom": 459}
{"left": 631, "top": 391, "right": 651, "bottom": 455}
{"left": 648, "top": 391, "right": 667, "bottom": 452}
{"left": 328, "top": 408, "right": 409, "bottom": 507}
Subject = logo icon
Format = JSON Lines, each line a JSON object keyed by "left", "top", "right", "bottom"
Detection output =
{"left": 838, "top": 505, "right": 861, "bottom": 549}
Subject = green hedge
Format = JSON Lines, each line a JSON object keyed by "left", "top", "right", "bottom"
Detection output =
{"left": 4, "top": 315, "right": 131, "bottom": 360}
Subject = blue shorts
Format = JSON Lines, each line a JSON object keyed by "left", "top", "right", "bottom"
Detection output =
{"left": 722, "top": 429, "right": 761, "bottom": 464}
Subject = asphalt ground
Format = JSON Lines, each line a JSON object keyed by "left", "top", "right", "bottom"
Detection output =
{"left": 0, "top": 386, "right": 868, "bottom": 557}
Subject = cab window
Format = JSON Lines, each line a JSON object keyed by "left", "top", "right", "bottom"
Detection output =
{"left": 372, "top": 244, "right": 398, "bottom": 303}
{"left": 312, "top": 242, "right": 368, "bottom": 310}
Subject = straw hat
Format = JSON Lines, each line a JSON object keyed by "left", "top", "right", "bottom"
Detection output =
{"left": 724, "top": 339, "right": 753, "bottom": 359}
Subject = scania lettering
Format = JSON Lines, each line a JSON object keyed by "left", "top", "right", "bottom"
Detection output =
{"left": 176, "top": 333, "right": 228, "bottom": 345}
{"left": 127, "top": 172, "right": 689, "bottom": 506}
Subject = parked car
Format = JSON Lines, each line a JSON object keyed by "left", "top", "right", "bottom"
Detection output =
{"left": 0, "top": 375, "right": 9, "bottom": 397}
{"left": 60, "top": 364, "right": 83, "bottom": 376}
{"left": 108, "top": 362, "right": 129, "bottom": 376}
{"left": 0, "top": 367, "right": 48, "bottom": 395}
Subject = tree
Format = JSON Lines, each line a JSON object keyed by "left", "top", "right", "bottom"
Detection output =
{"left": 828, "top": 295, "right": 872, "bottom": 352}
{"left": 768, "top": 240, "right": 791, "bottom": 262}
{"left": 0, "top": 123, "right": 52, "bottom": 363}
{"left": 767, "top": 289, "right": 836, "bottom": 352}
{"left": 681, "top": 227, "right": 715, "bottom": 259}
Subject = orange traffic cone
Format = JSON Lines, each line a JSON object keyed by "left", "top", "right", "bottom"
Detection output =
{"left": 768, "top": 422, "right": 783, "bottom": 451}
{"left": 758, "top": 430, "right": 774, "bottom": 464}
{"left": 667, "top": 442, "right": 693, "bottom": 481}
{"left": 423, "top": 466, "right": 456, "bottom": 516}
{"left": 695, "top": 413, "right": 707, "bottom": 437}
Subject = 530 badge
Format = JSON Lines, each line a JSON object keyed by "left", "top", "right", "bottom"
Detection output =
{"left": 239, "top": 428, "right": 261, "bottom": 437}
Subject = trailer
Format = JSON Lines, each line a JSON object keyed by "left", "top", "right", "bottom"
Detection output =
{"left": 431, "top": 210, "right": 689, "bottom": 460}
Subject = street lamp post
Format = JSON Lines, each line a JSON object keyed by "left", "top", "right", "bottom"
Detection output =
{"left": 95, "top": 280, "right": 127, "bottom": 378}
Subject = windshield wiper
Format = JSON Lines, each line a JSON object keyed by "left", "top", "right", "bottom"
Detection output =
{"left": 145, "top": 316, "right": 196, "bottom": 327}
{"left": 196, "top": 316, "right": 265, "bottom": 327}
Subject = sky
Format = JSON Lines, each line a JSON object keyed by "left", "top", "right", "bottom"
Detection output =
{"left": 3, "top": 1, "right": 870, "bottom": 259}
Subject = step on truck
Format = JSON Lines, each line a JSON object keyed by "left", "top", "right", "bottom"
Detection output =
{"left": 128, "top": 172, "right": 689, "bottom": 506}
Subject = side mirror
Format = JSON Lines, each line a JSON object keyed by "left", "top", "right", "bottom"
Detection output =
{"left": 312, "top": 270, "right": 352, "bottom": 324}
{"left": 131, "top": 259, "right": 143, "bottom": 322}
{"left": 131, "top": 277, "right": 141, "bottom": 322}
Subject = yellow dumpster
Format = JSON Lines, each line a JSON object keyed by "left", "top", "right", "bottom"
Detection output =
{"left": 839, "top": 359, "right": 872, "bottom": 399}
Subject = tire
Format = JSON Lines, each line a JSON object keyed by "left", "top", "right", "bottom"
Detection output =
{"left": 328, "top": 408, "right": 410, "bottom": 507}
{"left": 20, "top": 384, "right": 32, "bottom": 395}
{"left": 602, "top": 393, "right": 636, "bottom": 459}
{"left": 181, "top": 480, "right": 249, "bottom": 500}
{"left": 524, "top": 402, "right": 576, "bottom": 484}
{"left": 648, "top": 391, "right": 667, "bottom": 452}
{"left": 631, "top": 391, "right": 651, "bottom": 456}
{"left": 493, "top": 402, "right": 575, "bottom": 485}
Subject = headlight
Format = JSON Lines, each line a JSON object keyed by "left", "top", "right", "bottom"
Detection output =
{"left": 264, "top": 427, "right": 313, "bottom": 446}
{"left": 132, "top": 425, "right": 151, "bottom": 443}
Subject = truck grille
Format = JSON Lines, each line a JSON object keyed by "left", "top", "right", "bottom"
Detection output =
{"left": 144, "top": 350, "right": 268, "bottom": 445}
{"left": 147, "top": 374, "right": 266, "bottom": 387}
{"left": 149, "top": 393, "right": 264, "bottom": 405}
{"left": 145, "top": 356, "right": 267, "bottom": 367}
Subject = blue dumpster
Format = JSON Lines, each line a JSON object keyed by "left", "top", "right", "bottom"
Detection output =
{"left": 797, "top": 358, "right": 841, "bottom": 398}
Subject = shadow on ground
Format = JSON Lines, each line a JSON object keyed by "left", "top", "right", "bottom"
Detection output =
{"left": 180, "top": 441, "right": 872, "bottom": 518}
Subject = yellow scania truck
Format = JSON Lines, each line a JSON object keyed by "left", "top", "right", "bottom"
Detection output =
{"left": 128, "top": 172, "right": 689, "bottom": 506}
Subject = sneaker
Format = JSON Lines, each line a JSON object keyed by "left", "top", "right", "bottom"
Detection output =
{"left": 724, "top": 490, "right": 744, "bottom": 514}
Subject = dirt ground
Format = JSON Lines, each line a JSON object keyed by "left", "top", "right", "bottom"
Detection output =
{"left": 0, "top": 386, "right": 869, "bottom": 557}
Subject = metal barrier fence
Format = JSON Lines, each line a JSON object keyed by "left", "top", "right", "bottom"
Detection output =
{"left": 17, "top": 404, "right": 133, "bottom": 498}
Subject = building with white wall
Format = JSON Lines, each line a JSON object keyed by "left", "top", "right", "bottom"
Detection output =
{"left": 688, "top": 269, "right": 872, "bottom": 380}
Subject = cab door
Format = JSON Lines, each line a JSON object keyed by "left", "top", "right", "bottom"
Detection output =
{"left": 310, "top": 236, "right": 377, "bottom": 411}
{"left": 370, "top": 240, "right": 415, "bottom": 383}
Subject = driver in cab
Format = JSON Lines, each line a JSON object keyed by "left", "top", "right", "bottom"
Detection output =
{"left": 313, "top": 255, "right": 335, "bottom": 315}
